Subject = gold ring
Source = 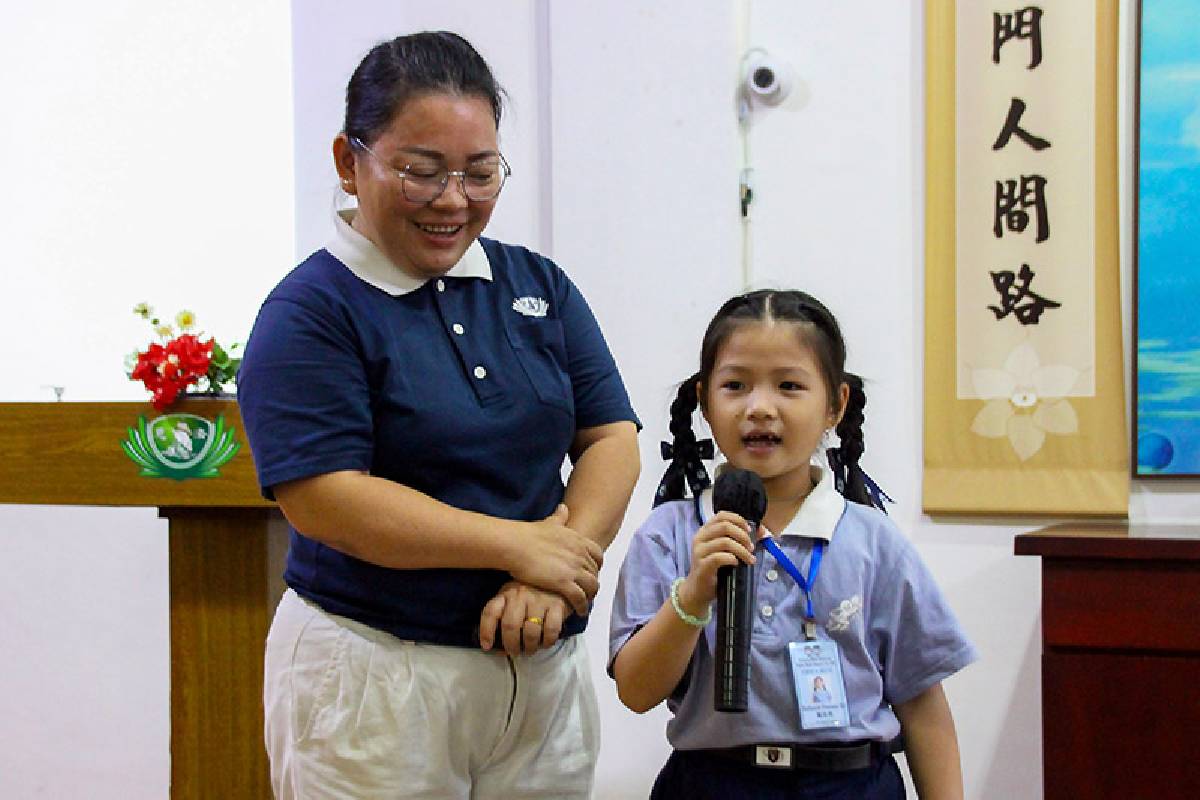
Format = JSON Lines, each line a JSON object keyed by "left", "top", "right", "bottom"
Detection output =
{"left": 525, "top": 616, "right": 543, "bottom": 626}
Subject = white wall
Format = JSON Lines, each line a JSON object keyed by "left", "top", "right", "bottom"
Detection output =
{"left": 0, "top": 2, "right": 293, "bottom": 798}
{"left": 3, "top": 1, "right": 1197, "bottom": 798}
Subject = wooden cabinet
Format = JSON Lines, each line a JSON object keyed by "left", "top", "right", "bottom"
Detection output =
{"left": 1015, "top": 524, "right": 1200, "bottom": 800}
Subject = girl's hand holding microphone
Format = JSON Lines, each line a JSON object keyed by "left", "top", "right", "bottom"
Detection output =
{"left": 674, "top": 511, "right": 757, "bottom": 621}
{"left": 610, "top": 509, "right": 760, "bottom": 714}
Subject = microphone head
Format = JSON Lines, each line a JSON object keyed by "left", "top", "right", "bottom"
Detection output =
{"left": 712, "top": 468, "right": 767, "bottom": 526}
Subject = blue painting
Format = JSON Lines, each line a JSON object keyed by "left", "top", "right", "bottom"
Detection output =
{"left": 1136, "top": 0, "right": 1200, "bottom": 476}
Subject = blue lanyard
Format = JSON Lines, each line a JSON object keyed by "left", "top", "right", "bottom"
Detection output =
{"left": 695, "top": 495, "right": 826, "bottom": 625}
{"left": 761, "top": 535, "right": 825, "bottom": 621}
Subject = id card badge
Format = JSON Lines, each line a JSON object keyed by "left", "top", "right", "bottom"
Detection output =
{"left": 788, "top": 639, "right": 850, "bottom": 730}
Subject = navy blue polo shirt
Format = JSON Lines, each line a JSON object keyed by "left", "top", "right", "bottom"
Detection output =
{"left": 238, "top": 214, "right": 639, "bottom": 647}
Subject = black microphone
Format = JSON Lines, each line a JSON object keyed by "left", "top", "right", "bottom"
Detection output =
{"left": 712, "top": 468, "right": 767, "bottom": 713}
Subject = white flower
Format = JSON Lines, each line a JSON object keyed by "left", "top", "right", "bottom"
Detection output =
{"left": 969, "top": 342, "right": 1080, "bottom": 461}
{"left": 826, "top": 595, "right": 862, "bottom": 632}
{"left": 512, "top": 296, "right": 549, "bottom": 317}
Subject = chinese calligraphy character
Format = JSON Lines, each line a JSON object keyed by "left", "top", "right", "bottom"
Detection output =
{"left": 992, "top": 98, "right": 1051, "bottom": 151}
{"left": 993, "top": 7, "right": 1044, "bottom": 69}
{"left": 988, "top": 264, "right": 1061, "bottom": 324}
{"left": 994, "top": 175, "right": 1049, "bottom": 242}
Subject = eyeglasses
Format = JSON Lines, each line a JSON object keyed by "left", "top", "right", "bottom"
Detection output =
{"left": 349, "top": 137, "right": 511, "bottom": 203}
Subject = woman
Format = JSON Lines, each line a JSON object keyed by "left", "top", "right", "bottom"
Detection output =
{"left": 238, "top": 31, "right": 640, "bottom": 799}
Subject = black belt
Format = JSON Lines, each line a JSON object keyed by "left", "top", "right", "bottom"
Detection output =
{"left": 703, "top": 736, "right": 903, "bottom": 772}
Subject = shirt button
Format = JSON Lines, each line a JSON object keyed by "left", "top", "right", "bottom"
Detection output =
{"left": 436, "top": 279, "right": 446, "bottom": 292}
{"left": 452, "top": 323, "right": 465, "bottom": 335}
{"left": 473, "top": 365, "right": 487, "bottom": 380}
{"left": 761, "top": 604, "right": 774, "bottom": 618}
{"left": 766, "top": 569, "right": 779, "bottom": 582}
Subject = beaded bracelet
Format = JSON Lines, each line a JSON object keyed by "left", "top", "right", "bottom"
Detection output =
{"left": 669, "top": 577, "right": 712, "bottom": 627}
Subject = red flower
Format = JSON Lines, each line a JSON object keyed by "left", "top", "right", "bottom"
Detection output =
{"left": 167, "top": 334, "right": 214, "bottom": 376}
{"left": 130, "top": 335, "right": 215, "bottom": 411}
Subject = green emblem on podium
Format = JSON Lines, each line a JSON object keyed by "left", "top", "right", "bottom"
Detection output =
{"left": 121, "top": 413, "right": 240, "bottom": 480}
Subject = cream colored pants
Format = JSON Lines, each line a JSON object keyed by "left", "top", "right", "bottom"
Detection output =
{"left": 264, "top": 589, "right": 600, "bottom": 799}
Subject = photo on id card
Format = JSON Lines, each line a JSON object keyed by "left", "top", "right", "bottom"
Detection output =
{"left": 788, "top": 639, "right": 850, "bottom": 730}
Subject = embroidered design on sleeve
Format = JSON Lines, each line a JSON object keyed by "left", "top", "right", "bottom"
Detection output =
{"left": 826, "top": 595, "right": 862, "bottom": 632}
{"left": 512, "top": 296, "right": 549, "bottom": 318}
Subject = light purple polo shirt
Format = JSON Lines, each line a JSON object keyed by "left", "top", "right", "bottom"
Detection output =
{"left": 609, "top": 466, "right": 978, "bottom": 750}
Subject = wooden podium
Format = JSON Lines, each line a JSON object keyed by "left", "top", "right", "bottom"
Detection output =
{"left": 1015, "top": 523, "right": 1200, "bottom": 800}
{"left": 0, "top": 401, "right": 282, "bottom": 799}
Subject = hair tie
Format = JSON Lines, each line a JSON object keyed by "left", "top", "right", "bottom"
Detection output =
{"left": 653, "top": 439, "right": 715, "bottom": 506}
{"left": 827, "top": 448, "right": 893, "bottom": 514}
{"left": 659, "top": 439, "right": 714, "bottom": 461}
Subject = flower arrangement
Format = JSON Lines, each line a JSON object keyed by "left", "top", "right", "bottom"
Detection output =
{"left": 127, "top": 303, "right": 241, "bottom": 411}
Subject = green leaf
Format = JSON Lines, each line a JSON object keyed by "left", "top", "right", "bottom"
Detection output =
{"left": 194, "top": 418, "right": 240, "bottom": 474}
{"left": 121, "top": 417, "right": 169, "bottom": 478}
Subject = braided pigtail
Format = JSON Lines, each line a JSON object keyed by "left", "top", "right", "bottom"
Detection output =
{"left": 831, "top": 374, "right": 868, "bottom": 505}
{"left": 653, "top": 373, "right": 713, "bottom": 507}
{"left": 828, "top": 373, "right": 892, "bottom": 512}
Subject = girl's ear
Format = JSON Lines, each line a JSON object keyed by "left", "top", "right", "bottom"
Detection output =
{"left": 695, "top": 378, "right": 710, "bottom": 423}
{"left": 829, "top": 381, "right": 850, "bottom": 428}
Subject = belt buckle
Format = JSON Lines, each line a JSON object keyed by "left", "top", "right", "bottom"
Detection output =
{"left": 754, "top": 745, "right": 793, "bottom": 769}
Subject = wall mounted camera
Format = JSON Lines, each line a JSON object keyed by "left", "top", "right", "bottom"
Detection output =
{"left": 738, "top": 48, "right": 800, "bottom": 122}
{"left": 745, "top": 51, "right": 792, "bottom": 104}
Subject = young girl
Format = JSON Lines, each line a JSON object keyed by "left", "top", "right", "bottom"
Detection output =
{"left": 610, "top": 290, "right": 977, "bottom": 799}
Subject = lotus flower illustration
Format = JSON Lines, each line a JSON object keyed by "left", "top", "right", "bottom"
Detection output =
{"left": 969, "top": 342, "right": 1081, "bottom": 461}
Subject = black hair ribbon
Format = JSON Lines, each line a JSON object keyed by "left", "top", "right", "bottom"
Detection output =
{"left": 653, "top": 439, "right": 714, "bottom": 506}
{"left": 827, "top": 447, "right": 894, "bottom": 514}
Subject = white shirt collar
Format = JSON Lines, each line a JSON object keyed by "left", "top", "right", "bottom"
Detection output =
{"left": 325, "top": 208, "right": 492, "bottom": 296}
{"left": 698, "top": 464, "right": 845, "bottom": 542}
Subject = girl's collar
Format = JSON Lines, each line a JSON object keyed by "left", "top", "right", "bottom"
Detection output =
{"left": 696, "top": 463, "right": 845, "bottom": 542}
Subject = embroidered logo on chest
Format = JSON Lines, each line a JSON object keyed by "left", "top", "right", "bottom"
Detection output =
{"left": 512, "top": 296, "right": 549, "bottom": 317}
{"left": 826, "top": 594, "right": 862, "bottom": 632}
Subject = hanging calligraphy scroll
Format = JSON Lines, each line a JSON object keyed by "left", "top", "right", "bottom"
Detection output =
{"left": 1134, "top": 0, "right": 1200, "bottom": 477}
{"left": 924, "top": 1, "right": 1128, "bottom": 515}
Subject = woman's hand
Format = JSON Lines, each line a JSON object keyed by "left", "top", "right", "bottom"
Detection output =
{"left": 505, "top": 504, "right": 603, "bottom": 616}
{"left": 675, "top": 511, "right": 756, "bottom": 617}
{"left": 478, "top": 580, "right": 570, "bottom": 656}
